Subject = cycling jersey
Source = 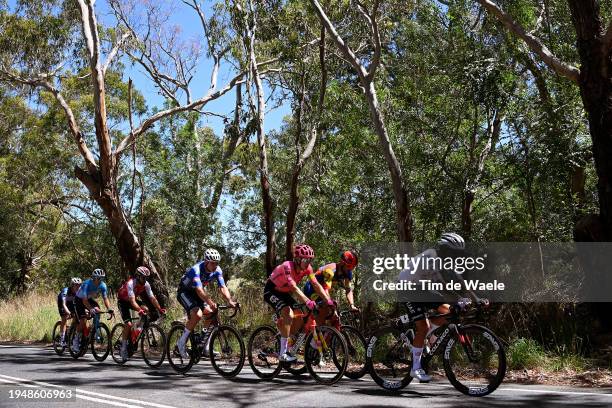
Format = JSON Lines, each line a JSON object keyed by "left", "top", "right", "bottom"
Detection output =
{"left": 117, "top": 277, "right": 154, "bottom": 301}
{"left": 179, "top": 261, "right": 225, "bottom": 291}
{"left": 303, "top": 263, "right": 353, "bottom": 299}
{"left": 58, "top": 286, "right": 78, "bottom": 303}
{"left": 269, "top": 261, "right": 316, "bottom": 293}
{"left": 76, "top": 278, "right": 108, "bottom": 300}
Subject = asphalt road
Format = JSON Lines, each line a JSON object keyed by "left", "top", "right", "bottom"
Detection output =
{"left": 0, "top": 344, "right": 611, "bottom": 408}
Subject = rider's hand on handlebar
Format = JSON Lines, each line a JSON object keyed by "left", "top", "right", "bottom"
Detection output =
{"left": 138, "top": 308, "right": 147, "bottom": 316}
{"left": 159, "top": 308, "right": 167, "bottom": 315}
{"left": 228, "top": 300, "right": 237, "bottom": 308}
{"left": 326, "top": 298, "right": 337, "bottom": 308}
{"left": 306, "top": 299, "right": 316, "bottom": 311}
{"left": 349, "top": 304, "right": 360, "bottom": 312}
{"left": 208, "top": 300, "right": 217, "bottom": 310}
{"left": 90, "top": 307, "right": 100, "bottom": 316}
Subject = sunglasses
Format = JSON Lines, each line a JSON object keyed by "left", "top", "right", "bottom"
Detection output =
{"left": 296, "top": 258, "right": 313, "bottom": 264}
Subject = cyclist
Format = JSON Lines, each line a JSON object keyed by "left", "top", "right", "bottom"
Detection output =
{"left": 72, "top": 268, "right": 114, "bottom": 354}
{"left": 303, "top": 250, "right": 359, "bottom": 325}
{"left": 57, "top": 277, "right": 82, "bottom": 347}
{"left": 398, "top": 232, "right": 487, "bottom": 382}
{"left": 117, "top": 266, "right": 167, "bottom": 362}
{"left": 264, "top": 244, "right": 334, "bottom": 362}
{"left": 176, "top": 248, "right": 237, "bottom": 359}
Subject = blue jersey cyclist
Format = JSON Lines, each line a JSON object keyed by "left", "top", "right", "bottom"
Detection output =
{"left": 57, "top": 277, "right": 82, "bottom": 347}
{"left": 71, "top": 268, "right": 114, "bottom": 354}
{"left": 176, "top": 248, "right": 237, "bottom": 359}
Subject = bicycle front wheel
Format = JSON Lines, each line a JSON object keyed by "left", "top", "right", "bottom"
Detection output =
{"left": 52, "top": 321, "right": 65, "bottom": 356}
{"left": 209, "top": 325, "right": 245, "bottom": 378}
{"left": 443, "top": 324, "right": 506, "bottom": 396}
{"left": 91, "top": 323, "right": 110, "bottom": 361}
{"left": 141, "top": 323, "right": 166, "bottom": 368}
{"left": 247, "top": 325, "right": 282, "bottom": 379}
{"left": 366, "top": 326, "right": 413, "bottom": 390}
{"left": 305, "top": 326, "right": 347, "bottom": 385}
{"left": 341, "top": 325, "right": 368, "bottom": 379}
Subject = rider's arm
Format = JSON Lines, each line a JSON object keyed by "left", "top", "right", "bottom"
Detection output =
{"left": 344, "top": 279, "right": 356, "bottom": 308}
{"left": 219, "top": 286, "right": 235, "bottom": 306}
{"left": 311, "top": 279, "right": 331, "bottom": 303}
{"left": 129, "top": 295, "right": 141, "bottom": 312}
{"left": 291, "top": 285, "right": 313, "bottom": 304}
{"left": 103, "top": 296, "right": 112, "bottom": 311}
{"left": 61, "top": 290, "right": 71, "bottom": 315}
{"left": 148, "top": 295, "right": 163, "bottom": 312}
{"left": 195, "top": 285, "right": 214, "bottom": 305}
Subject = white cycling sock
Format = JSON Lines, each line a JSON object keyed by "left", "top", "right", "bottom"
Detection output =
{"left": 179, "top": 328, "right": 191, "bottom": 345}
{"left": 411, "top": 347, "right": 423, "bottom": 370}
{"left": 280, "top": 337, "right": 288, "bottom": 355}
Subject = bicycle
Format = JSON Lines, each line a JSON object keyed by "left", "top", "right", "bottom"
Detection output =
{"left": 366, "top": 302, "right": 506, "bottom": 396}
{"left": 166, "top": 304, "right": 245, "bottom": 378}
{"left": 247, "top": 303, "right": 348, "bottom": 385}
{"left": 110, "top": 313, "right": 167, "bottom": 367}
{"left": 67, "top": 311, "right": 114, "bottom": 361}
{"left": 284, "top": 306, "right": 368, "bottom": 380}
{"left": 52, "top": 314, "right": 77, "bottom": 356}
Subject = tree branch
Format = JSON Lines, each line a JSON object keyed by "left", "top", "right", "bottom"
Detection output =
{"left": 475, "top": 0, "right": 580, "bottom": 83}
{"left": 310, "top": 0, "right": 368, "bottom": 80}
{"left": 103, "top": 31, "right": 132, "bottom": 75}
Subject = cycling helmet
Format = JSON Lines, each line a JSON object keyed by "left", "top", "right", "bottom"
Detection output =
{"left": 70, "top": 277, "right": 82, "bottom": 285}
{"left": 135, "top": 266, "right": 151, "bottom": 277}
{"left": 437, "top": 232, "right": 465, "bottom": 250}
{"left": 92, "top": 268, "right": 105, "bottom": 279}
{"left": 204, "top": 248, "right": 221, "bottom": 262}
{"left": 293, "top": 244, "right": 315, "bottom": 259}
{"left": 340, "top": 250, "right": 358, "bottom": 269}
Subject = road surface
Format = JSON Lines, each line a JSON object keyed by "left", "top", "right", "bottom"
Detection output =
{"left": 0, "top": 344, "right": 611, "bottom": 407}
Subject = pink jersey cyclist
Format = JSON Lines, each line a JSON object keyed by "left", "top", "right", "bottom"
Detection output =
{"left": 269, "top": 260, "right": 317, "bottom": 293}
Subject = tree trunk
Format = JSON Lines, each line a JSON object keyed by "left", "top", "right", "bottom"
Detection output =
{"left": 363, "top": 82, "right": 414, "bottom": 242}
{"left": 461, "top": 189, "right": 475, "bottom": 238}
{"left": 568, "top": 0, "right": 612, "bottom": 240}
{"left": 75, "top": 166, "right": 169, "bottom": 305}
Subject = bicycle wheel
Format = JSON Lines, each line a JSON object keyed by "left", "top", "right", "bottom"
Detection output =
{"left": 141, "top": 323, "right": 166, "bottom": 368}
{"left": 366, "top": 326, "right": 413, "bottom": 390}
{"left": 305, "top": 326, "right": 347, "bottom": 385}
{"left": 443, "top": 324, "right": 506, "bottom": 396}
{"left": 166, "top": 323, "right": 196, "bottom": 373}
{"left": 52, "top": 321, "right": 66, "bottom": 356}
{"left": 247, "top": 325, "right": 282, "bottom": 379}
{"left": 110, "top": 323, "right": 126, "bottom": 364}
{"left": 91, "top": 322, "right": 110, "bottom": 361}
{"left": 209, "top": 325, "right": 245, "bottom": 378}
{"left": 340, "top": 325, "right": 368, "bottom": 379}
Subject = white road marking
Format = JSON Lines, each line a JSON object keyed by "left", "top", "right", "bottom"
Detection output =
{"left": 0, "top": 374, "right": 178, "bottom": 408}
{"left": 416, "top": 382, "right": 612, "bottom": 397}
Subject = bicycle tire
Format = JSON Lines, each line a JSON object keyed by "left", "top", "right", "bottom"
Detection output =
{"left": 209, "top": 325, "right": 245, "bottom": 378}
{"left": 247, "top": 325, "right": 282, "bottom": 380}
{"left": 443, "top": 324, "right": 506, "bottom": 397}
{"left": 52, "top": 321, "right": 65, "bottom": 356}
{"left": 166, "top": 323, "right": 196, "bottom": 374}
{"left": 91, "top": 322, "right": 110, "bottom": 361}
{"left": 340, "top": 325, "right": 368, "bottom": 379}
{"left": 366, "top": 326, "right": 413, "bottom": 390}
{"left": 141, "top": 323, "right": 166, "bottom": 368}
{"left": 67, "top": 325, "right": 85, "bottom": 359}
{"left": 305, "top": 325, "right": 347, "bottom": 385}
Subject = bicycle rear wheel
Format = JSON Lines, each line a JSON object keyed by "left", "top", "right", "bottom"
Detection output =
{"left": 366, "top": 326, "right": 413, "bottom": 390}
{"left": 341, "top": 325, "right": 368, "bottom": 379}
{"left": 305, "top": 326, "right": 347, "bottom": 385}
{"left": 91, "top": 322, "right": 110, "bottom": 361}
{"left": 52, "top": 321, "right": 65, "bottom": 356}
{"left": 166, "top": 324, "right": 196, "bottom": 373}
{"left": 247, "top": 325, "right": 282, "bottom": 379}
{"left": 141, "top": 323, "right": 166, "bottom": 368}
{"left": 110, "top": 323, "right": 126, "bottom": 364}
{"left": 443, "top": 324, "right": 506, "bottom": 396}
{"left": 209, "top": 325, "right": 245, "bottom": 378}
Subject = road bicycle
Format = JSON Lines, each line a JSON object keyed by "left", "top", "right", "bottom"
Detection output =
{"left": 167, "top": 304, "right": 245, "bottom": 378}
{"left": 247, "top": 304, "right": 348, "bottom": 385}
{"left": 67, "top": 311, "right": 114, "bottom": 361}
{"left": 366, "top": 302, "right": 506, "bottom": 396}
{"left": 110, "top": 313, "right": 166, "bottom": 367}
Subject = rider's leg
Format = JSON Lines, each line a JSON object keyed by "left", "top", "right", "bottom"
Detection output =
{"left": 279, "top": 305, "right": 293, "bottom": 355}
{"left": 179, "top": 307, "right": 202, "bottom": 347}
{"left": 60, "top": 314, "right": 68, "bottom": 338}
{"left": 201, "top": 305, "right": 214, "bottom": 354}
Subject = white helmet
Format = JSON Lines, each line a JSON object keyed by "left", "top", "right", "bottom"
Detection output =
{"left": 204, "top": 248, "right": 221, "bottom": 262}
{"left": 92, "top": 268, "right": 106, "bottom": 279}
{"left": 71, "top": 277, "right": 82, "bottom": 285}
{"left": 438, "top": 233, "right": 465, "bottom": 250}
